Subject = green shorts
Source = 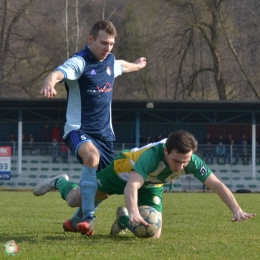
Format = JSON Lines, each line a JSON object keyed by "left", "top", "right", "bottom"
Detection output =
{"left": 96, "top": 162, "right": 163, "bottom": 212}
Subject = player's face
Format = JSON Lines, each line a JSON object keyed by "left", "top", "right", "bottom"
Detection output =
{"left": 164, "top": 148, "right": 193, "bottom": 172}
{"left": 88, "top": 30, "right": 115, "bottom": 61}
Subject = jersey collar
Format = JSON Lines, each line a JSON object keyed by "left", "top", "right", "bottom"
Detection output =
{"left": 85, "top": 45, "right": 96, "bottom": 60}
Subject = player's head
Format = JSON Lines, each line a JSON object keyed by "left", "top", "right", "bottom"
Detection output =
{"left": 164, "top": 130, "right": 198, "bottom": 172}
{"left": 90, "top": 20, "right": 117, "bottom": 40}
{"left": 165, "top": 130, "right": 197, "bottom": 154}
{"left": 88, "top": 21, "right": 117, "bottom": 61}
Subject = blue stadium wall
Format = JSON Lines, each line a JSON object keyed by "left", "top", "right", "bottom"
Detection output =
{"left": 0, "top": 99, "right": 259, "bottom": 144}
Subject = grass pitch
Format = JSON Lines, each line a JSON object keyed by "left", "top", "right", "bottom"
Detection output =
{"left": 0, "top": 191, "right": 259, "bottom": 259}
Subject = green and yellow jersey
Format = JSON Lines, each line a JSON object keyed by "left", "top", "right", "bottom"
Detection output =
{"left": 115, "top": 139, "right": 211, "bottom": 185}
{"left": 97, "top": 139, "right": 211, "bottom": 191}
{"left": 97, "top": 139, "right": 212, "bottom": 212}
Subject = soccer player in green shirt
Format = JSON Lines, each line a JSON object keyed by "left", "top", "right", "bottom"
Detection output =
{"left": 33, "top": 130, "right": 256, "bottom": 238}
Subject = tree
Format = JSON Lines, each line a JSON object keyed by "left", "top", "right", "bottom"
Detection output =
{"left": 0, "top": 0, "right": 39, "bottom": 97}
{"left": 219, "top": 1, "right": 260, "bottom": 99}
{"left": 114, "top": 3, "right": 153, "bottom": 99}
{"left": 0, "top": 0, "right": 128, "bottom": 98}
{"left": 128, "top": 0, "right": 260, "bottom": 100}
{"left": 1, "top": 0, "right": 260, "bottom": 100}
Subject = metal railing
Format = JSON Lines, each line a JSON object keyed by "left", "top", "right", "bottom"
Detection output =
{"left": 0, "top": 142, "right": 259, "bottom": 191}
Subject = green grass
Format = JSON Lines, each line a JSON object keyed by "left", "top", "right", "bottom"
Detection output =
{"left": 0, "top": 191, "right": 259, "bottom": 259}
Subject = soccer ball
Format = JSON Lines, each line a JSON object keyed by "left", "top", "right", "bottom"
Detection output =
{"left": 4, "top": 240, "right": 19, "bottom": 256}
{"left": 128, "top": 205, "right": 161, "bottom": 238}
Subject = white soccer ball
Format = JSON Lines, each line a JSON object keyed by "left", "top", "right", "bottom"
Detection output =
{"left": 128, "top": 205, "right": 161, "bottom": 238}
{"left": 4, "top": 240, "right": 19, "bottom": 256}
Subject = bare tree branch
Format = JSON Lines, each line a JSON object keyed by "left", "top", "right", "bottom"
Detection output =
{"left": 219, "top": 6, "right": 260, "bottom": 99}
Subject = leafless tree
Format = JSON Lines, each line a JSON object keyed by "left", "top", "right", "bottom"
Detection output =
{"left": 102, "top": 0, "right": 118, "bottom": 20}
{"left": 1, "top": 0, "right": 259, "bottom": 100}
{"left": 121, "top": 0, "right": 260, "bottom": 100}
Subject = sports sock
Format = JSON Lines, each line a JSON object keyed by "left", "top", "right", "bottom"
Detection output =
{"left": 55, "top": 178, "right": 79, "bottom": 200}
{"left": 118, "top": 215, "right": 130, "bottom": 229}
{"left": 94, "top": 199, "right": 102, "bottom": 212}
{"left": 70, "top": 207, "right": 83, "bottom": 230}
{"left": 69, "top": 199, "right": 101, "bottom": 229}
{"left": 80, "top": 166, "right": 97, "bottom": 220}
{"left": 54, "top": 177, "right": 64, "bottom": 189}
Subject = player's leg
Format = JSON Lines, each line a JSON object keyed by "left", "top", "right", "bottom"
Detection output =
{"left": 32, "top": 170, "right": 110, "bottom": 233}
{"left": 63, "top": 131, "right": 100, "bottom": 236}
{"left": 76, "top": 138, "right": 115, "bottom": 235}
{"left": 32, "top": 173, "right": 81, "bottom": 232}
{"left": 64, "top": 188, "right": 110, "bottom": 232}
{"left": 110, "top": 187, "right": 163, "bottom": 238}
{"left": 33, "top": 173, "right": 70, "bottom": 196}
{"left": 55, "top": 179, "right": 82, "bottom": 232}
{"left": 34, "top": 173, "right": 110, "bottom": 232}
{"left": 78, "top": 141, "right": 99, "bottom": 215}
{"left": 110, "top": 207, "right": 129, "bottom": 235}
{"left": 69, "top": 140, "right": 114, "bottom": 234}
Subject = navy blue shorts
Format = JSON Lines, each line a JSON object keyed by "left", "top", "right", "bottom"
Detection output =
{"left": 64, "top": 130, "right": 115, "bottom": 172}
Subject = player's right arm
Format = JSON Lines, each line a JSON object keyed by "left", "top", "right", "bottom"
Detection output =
{"left": 124, "top": 171, "right": 151, "bottom": 227}
{"left": 204, "top": 173, "right": 256, "bottom": 221}
{"left": 40, "top": 56, "right": 85, "bottom": 98}
{"left": 40, "top": 70, "right": 64, "bottom": 98}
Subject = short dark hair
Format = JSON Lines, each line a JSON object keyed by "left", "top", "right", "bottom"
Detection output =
{"left": 165, "top": 130, "right": 198, "bottom": 154}
{"left": 90, "top": 20, "right": 117, "bottom": 40}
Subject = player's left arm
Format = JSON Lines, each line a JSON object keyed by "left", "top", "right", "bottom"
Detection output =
{"left": 118, "top": 57, "right": 147, "bottom": 73}
{"left": 204, "top": 173, "right": 256, "bottom": 221}
{"left": 124, "top": 171, "right": 151, "bottom": 226}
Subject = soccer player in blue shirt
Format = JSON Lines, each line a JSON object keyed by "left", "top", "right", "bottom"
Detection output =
{"left": 39, "top": 20, "right": 147, "bottom": 236}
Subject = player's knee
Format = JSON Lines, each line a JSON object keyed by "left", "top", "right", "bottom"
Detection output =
{"left": 82, "top": 155, "right": 99, "bottom": 167}
{"left": 79, "top": 143, "right": 99, "bottom": 167}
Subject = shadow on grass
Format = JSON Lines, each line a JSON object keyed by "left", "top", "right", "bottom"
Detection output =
{"left": 44, "top": 233, "right": 137, "bottom": 242}
{"left": 0, "top": 233, "right": 137, "bottom": 244}
{"left": 0, "top": 234, "right": 39, "bottom": 243}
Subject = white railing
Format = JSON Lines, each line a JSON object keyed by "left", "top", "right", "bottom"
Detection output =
{"left": 0, "top": 142, "right": 259, "bottom": 192}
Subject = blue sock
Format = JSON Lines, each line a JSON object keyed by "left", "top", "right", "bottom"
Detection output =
{"left": 70, "top": 199, "right": 102, "bottom": 228}
{"left": 70, "top": 208, "right": 83, "bottom": 230}
{"left": 94, "top": 199, "right": 102, "bottom": 212}
{"left": 80, "top": 166, "right": 97, "bottom": 220}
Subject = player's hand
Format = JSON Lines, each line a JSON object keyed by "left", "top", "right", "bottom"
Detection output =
{"left": 231, "top": 209, "right": 256, "bottom": 222}
{"left": 40, "top": 86, "right": 57, "bottom": 98}
{"left": 134, "top": 57, "right": 147, "bottom": 70}
{"left": 129, "top": 210, "right": 151, "bottom": 227}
